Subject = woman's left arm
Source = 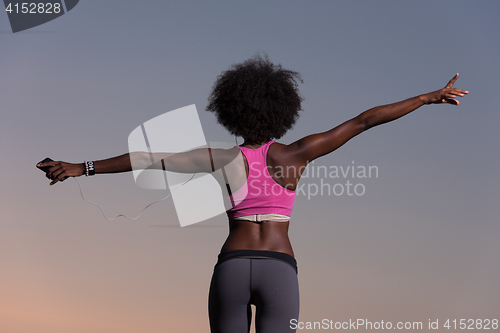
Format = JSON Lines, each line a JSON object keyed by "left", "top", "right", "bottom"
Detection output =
{"left": 38, "top": 147, "right": 240, "bottom": 185}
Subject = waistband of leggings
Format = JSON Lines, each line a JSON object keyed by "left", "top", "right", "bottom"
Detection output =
{"left": 215, "top": 249, "right": 297, "bottom": 273}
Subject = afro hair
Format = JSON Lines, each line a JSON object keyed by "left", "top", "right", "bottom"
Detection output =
{"left": 207, "top": 55, "right": 303, "bottom": 144}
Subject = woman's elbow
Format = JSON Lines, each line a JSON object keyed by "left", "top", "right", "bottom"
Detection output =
{"left": 355, "top": 113, "right": 372, "bottom": 132}
{"left": 129, "top": 151, "right": 152, "bottom": 169}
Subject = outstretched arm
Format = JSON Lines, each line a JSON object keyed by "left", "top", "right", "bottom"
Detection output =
{"left": 37, "top": 147, "right": 240, "bottom": 185}
{"left": 287, "top": 74, "right": 468, "bottom": 163}
{"left": 37, "top": 153, "right": 138, "bottom": 185}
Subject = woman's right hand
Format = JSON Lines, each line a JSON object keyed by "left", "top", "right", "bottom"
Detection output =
{"left": 420, "top": 73, "right": 468, "bottom": 105}
{"left": 37, "top": 160, "right": 85, "bottom": 185}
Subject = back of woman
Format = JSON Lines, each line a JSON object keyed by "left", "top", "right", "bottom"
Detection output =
{"left": 39, "top": 55, "right": 467, "bottom": 333}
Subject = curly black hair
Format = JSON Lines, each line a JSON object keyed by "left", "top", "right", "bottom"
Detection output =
{"left": 207, "top": 55, "right": 303, "bottom": 144}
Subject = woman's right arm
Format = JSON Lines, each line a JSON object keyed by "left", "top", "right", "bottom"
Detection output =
{"left": 285, "top": 74, "right": 468, "bottom": 166}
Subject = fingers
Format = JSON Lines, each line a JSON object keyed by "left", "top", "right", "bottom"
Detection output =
{"left": 50, "top": 169, "right": 66, "bottom": 184}
{"left": 425, "top": 76, "right": 468, "bottom": 105}
{"left": 443, "top": 88, "right": 467, "bottom": 105}
{"left": 445, "top": 73, "right": 459, "bottom": 88}
{"left": 44, "top": 162, "right": 82, "bottom": 185}
{"left": 443, "top": 98, "right": 459, "bottom": 105}
{"left": 440, "top": 92, "right": 459, "bottom": 105}
{"left": 448, "top": 88, "right": 468, "bottom": 96}
{"left": 434, "top": 86, "right": 468, "bottom": 105}
{"left": 50, "top": 178, "right": 62, "bottom": 185}
{"left": 38, "top": 161, "right": 65, "bottom": 185}
{"left": 46, "top": 164, "right": 62, "bottom": 180}
{"left": 49, "top": 168, "right": 68, "bottom": 185}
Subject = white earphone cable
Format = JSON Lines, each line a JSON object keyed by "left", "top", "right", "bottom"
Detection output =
{"left": 72, "top": 173, "right": 196, "bottom": 221}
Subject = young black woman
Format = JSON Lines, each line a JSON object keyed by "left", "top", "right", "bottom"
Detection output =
{"left": 38, "top": 56, "right": 468, "bottom": 333}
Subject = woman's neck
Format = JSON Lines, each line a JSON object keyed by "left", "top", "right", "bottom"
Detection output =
{"left": 241, "top": 140, "right": 268, "bottom": 149}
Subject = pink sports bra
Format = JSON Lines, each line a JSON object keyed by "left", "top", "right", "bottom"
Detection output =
{"left": 226, "top": 141, "right": 296, "bottom": 220}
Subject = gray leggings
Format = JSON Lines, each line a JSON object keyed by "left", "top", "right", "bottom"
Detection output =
{"left": 209, "top": 250, "right": 299, "bottom": 333}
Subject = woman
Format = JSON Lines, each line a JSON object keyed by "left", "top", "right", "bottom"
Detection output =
{"left": 38, "top": 55, "right": 468, "bottom": 333}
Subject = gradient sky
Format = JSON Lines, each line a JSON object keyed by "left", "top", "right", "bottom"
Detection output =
{"left": 1, "top": 1, "right": 499, "bottom": 332}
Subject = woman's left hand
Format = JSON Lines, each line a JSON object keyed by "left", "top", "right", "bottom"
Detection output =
{"left": 420, "top": 73, "right": 469, "bottom": 105}
{"left": 37, "top": 160, "right": 85, "bottom": 185}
